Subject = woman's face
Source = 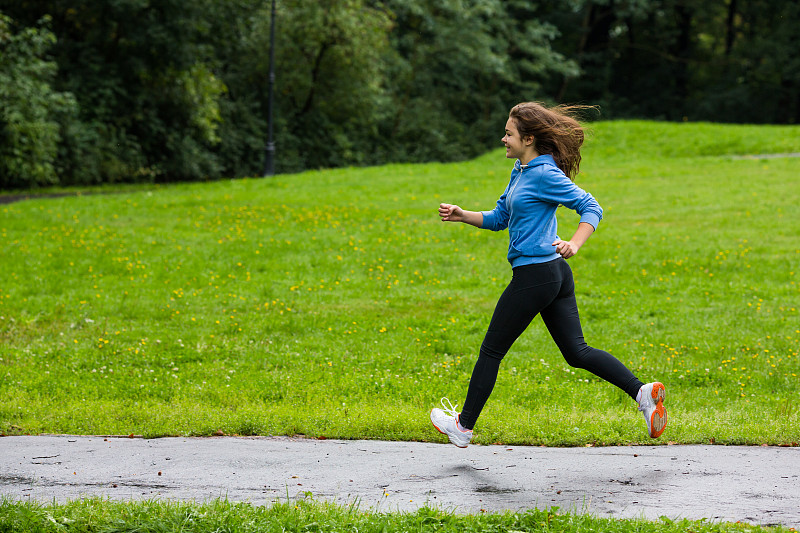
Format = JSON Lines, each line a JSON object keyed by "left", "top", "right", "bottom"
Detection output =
{"left": 501, "top": 118, "right": 532, "bottom": 161}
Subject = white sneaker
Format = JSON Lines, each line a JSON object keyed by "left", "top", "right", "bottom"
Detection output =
{"left": 638, "top": 382, "right": 667, "bottom": 438}
{"left": 430, "top": 398, "right": 472, "bottom": 448}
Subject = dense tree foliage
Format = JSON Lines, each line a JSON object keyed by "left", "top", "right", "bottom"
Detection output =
{"left": 542, "top": 0, "right": 800, "bottom": 123}
{"left": 0, "top": 13, "right": 75, "bottom": 187}
{"left": 0, "top": 0, "right": 797, "bottom": 188}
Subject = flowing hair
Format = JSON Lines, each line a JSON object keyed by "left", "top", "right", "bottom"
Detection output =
{"left": 509, "top": 102, "right": 595, "bottom": 180}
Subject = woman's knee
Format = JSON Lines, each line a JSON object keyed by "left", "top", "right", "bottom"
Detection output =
{"left": 479, "top": 340, "right": 507, "bottom": 361}
{"left": 559, "top": 343, "right": 593, "bottom": 369}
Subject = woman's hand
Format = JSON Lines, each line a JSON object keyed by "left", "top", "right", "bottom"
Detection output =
{"left": 438, "top": 203, "right": 483, "bottom": 227}
{"left": 554, "top": 222, "right": 595, "bottom": 259}
{"left": 552, "top": 239, "right": 580, "bottom": 259}
{"left": 439, "top": 203, "right": 464, "bottom": 222}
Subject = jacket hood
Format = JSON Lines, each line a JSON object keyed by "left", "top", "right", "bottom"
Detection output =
{"left": 515, "top": 154, "right": 556, "bottom": 170}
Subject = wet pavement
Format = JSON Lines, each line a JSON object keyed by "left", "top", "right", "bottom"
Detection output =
{"left": 1, "top": 435, "right": 798, "bottom": 528}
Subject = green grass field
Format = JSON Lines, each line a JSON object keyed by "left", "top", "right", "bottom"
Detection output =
{"left": 1, "top": 120, "right": 799, "bottom": 446}
{"left": 2, "top": 120, "right": 799, "bottom": 532}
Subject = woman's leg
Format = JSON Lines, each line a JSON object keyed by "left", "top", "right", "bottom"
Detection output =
{"left": 539, "top": 259, "right": 643, "bottom": 399}
{"left": 459, "top": 262, "right": 561, "bottom": 429}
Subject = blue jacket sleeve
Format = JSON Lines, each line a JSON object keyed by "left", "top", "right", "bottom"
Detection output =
{"left": 480, "top": 189, "right": 510, "bottom": 231}
{"left": 539, "top": 167, "right": 603, "bottom": 229}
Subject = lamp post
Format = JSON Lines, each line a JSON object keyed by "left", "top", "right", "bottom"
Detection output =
{"left": 263, "top": 0, "right": 276, "bottom": 176}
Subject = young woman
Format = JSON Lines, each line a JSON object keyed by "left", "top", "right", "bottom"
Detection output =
{"left": 430, "top": 102, "right": 667, "bottom": 447}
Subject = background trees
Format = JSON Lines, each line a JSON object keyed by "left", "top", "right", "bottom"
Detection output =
{"left": 540, "top": 0, "right": 800, "bottom": 123}
{"left": 0, "top": 13, "right": 75, "bottom": 187}
{"left": 1, "top": 0, "right": 797, "bottom": 188}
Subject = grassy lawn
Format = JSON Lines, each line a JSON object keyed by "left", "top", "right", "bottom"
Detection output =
{"left": 1, "top": 120, "right": 799, "bottom": 446}
{"left": 0, "top": 498, "right": 793, "bottom": 533}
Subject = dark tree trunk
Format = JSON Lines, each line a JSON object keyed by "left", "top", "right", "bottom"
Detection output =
{"left": 725, "top": 0, "right": 738, "bottom": 56}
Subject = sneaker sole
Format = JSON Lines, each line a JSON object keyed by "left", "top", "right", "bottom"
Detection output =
{"left": 649, "top": 382, "right": 667, "bottom": 438}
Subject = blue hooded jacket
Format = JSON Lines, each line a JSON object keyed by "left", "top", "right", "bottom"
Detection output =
{"left": 481, "top": 154, "right": 603, "bottom": 268}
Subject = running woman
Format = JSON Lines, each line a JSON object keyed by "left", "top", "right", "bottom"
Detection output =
{"left": 430, "top": 102, "right": 667, "bottom": 448}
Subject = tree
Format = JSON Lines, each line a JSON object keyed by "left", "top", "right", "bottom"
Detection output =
{"left": 3, "top": 0, "right": 227, "bottom": 183}
{"left": 375, "top": 0, "right": 578, "bottom": 163}
{"left": 544, "top": 0, "right": 800, "bottom": 123}
{"left": 261, "top": 0, "right": 393, "bottom": 171}
{"left": 0, "top": 12, "right": 75, "bottom": 188}
{"left": 692, "top": 0, "right": 800, "bottom": 123}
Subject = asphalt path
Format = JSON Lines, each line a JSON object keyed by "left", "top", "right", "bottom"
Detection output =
{"left": 1, "top": 436, "right": 799, "bottom": 528}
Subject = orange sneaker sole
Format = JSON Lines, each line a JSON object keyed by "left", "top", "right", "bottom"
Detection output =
{"left": 650, "top": 382, "right": 667, "bottom": 438}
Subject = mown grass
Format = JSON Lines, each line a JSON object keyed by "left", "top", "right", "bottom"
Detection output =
{"left": 0, "top": 498, "right": 794, "bottom": 533}
{"left": 1, "top": 120, "right": 799, "bottom": 446}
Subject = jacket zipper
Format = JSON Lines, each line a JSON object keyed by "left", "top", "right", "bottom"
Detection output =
{"left": 507, "top": 165, "right": 525, "bottom": 219}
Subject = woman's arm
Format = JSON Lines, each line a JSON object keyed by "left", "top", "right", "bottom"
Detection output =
{"left": 438, "top": 203, "right": 483, "bottom": 228}
{"left": 539, "top": 168, "right": 603, "bottom": 230}
{"left": 552, "top": 221, "right": 595, "bottom": 259}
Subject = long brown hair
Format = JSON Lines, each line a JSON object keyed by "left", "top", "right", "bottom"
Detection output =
{"left": 509, "top": 102, "right": 594, "bottom": 180}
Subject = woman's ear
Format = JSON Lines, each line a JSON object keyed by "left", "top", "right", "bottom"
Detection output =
{"left": 525, "top": 135, "right": 535, "bottom": 147}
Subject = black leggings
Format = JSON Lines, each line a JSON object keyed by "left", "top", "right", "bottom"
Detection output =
{"left": 458, "top": 258, "right": 643, "bottom": 430}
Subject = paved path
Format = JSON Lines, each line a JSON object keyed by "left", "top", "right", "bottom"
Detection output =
{"left": 1, "top": 436, "right": 798, "bottom": 528}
